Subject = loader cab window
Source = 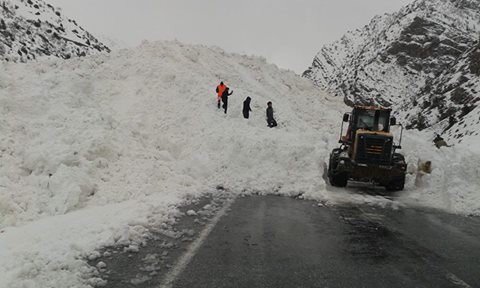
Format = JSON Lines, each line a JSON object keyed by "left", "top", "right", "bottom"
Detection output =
{"left": 356, "top": 110, "right": 389, "bottom": 132}
{"left": 377, "top": 112, "right": 389, "bottom": 132}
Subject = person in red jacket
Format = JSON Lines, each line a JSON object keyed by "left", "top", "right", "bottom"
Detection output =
{"left": 216, "top": 82, "right": 227, "bottom": 109}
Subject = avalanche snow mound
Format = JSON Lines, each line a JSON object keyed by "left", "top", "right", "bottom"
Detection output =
{"left": 0, "top": 40, "right": 342, "bottom": 228}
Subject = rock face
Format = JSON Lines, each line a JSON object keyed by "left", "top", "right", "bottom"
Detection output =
{"left": 403, "top": 41, "right": 480, "bottom": 142}
{"left": 304, "top": 0, "right": 480, "bottom": 143}
{"left": 0, "top": 0, "right": 109, "bottom": 62}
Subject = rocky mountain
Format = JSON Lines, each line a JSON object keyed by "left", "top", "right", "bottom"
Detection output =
{"left": 304, "top": 0, "right": 480, "bottom": 143}
{"left": 403, "top": 40, "right": 480, "bottom": 142}
{"left": 0, "top": 0, "right": 109, "bottom": 62}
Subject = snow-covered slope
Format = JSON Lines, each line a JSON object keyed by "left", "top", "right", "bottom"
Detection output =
{"left": 303, "top": 0, "right": 480, "bottom": 144}
{"left": 400, "top": 41, "right": 480, "bottom": 144}
{"left": 0, "top": 41, "right": 479, "bottom": 287}
{"left": 0, "top": 40, "right": 343, "bottom": 227}
{"left": 304, "top": 0, "right": 480, "bottom": 105}
{"left": 0, "top": 0, "right": 109, "bottom": 62}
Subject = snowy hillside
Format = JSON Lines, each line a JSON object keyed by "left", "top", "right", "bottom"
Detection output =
{"left": 0, "top": 41, "right": 479, "bottom": 287}
{"left": 303, "top": 0, "right": 480, "bottom": 144}
{"left": 0, "top": 0, "right": 109, "bottom": 62}
{"left": 400, "top": 41, "right": 480, "bottom": 143}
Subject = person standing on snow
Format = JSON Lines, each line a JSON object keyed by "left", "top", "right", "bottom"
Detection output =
{"left": 266, "top": 101, "right": 277, "bottom": 128}
{"left": 221, "top": 87, "right": 233, "bottom": 114}
{"left": 433, "top": 133, "right": 450, "bottom": 149}
{"left": 215, "top": 82, "right": 227, "bottom": 109}
{"left": 243, "top": 97, "right": 252, "bottom": 119}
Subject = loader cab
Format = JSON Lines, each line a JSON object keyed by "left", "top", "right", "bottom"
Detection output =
{"left": 342, "top": 106, "right": 395, "bottom": 144}
{"left": 339, "top": 105, "right": 402, "bottom": 165}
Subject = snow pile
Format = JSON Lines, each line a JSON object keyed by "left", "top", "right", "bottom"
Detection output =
{"left": 0, "top": 40, "right": 342, "bottom": 287}
{"left": 0, "top": 40, "right": 479, "bottom": 287}
{"left": 400, "top": 130, "right": 480, "bottom": 216}
{"left": 0, "top": 40, "right": 341, "bottom": 228}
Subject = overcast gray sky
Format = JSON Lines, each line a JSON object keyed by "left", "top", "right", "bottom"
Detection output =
{"left": 48, "top": 0, "right": 412, "bottom": 73}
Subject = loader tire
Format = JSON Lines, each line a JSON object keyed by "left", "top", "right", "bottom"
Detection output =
{"left": 330, "top": 173, "right": 348, "bottom": 188}
{"left": 386, "top": 177, "right": 405, "bottom": 192}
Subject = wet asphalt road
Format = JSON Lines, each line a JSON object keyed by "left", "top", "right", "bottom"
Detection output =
{"left": 172, "top": 196, "right": 480, "bottom": 288}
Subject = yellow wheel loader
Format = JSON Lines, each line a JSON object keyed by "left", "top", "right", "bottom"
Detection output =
{"left": 328, "top": 106, "right": 407, "bottom": 191}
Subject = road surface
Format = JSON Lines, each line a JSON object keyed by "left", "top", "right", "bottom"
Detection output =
{"left": 95, "top": 195, "right": 480, "bottom": 288}
{"left": 171, "top": 196, "right": 480, "bottom": 288}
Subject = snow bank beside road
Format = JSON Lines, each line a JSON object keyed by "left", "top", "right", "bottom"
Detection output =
{"left": 401, "top": 131, "right": 480, "bottom": 216}
{"left": 0, "top": 195, "right": 180, "bottom": 288}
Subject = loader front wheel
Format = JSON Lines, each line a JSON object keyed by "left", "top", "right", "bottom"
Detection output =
{"left": 386, "top": 177, "right": 405, "bottom": 192}
{"left": 330, "top": 173, "right": 348, "bottom": 188}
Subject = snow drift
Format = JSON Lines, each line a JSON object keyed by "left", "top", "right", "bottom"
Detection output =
{"left": 0, "top": 40, "right": 479, "bottom": 287}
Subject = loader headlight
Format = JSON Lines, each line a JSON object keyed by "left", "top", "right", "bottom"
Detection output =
{"left": 340, "top": 152, "right": 349, "bottom": 158}
{"left": 340, "top": 160, "right": 345, "bottom": 165}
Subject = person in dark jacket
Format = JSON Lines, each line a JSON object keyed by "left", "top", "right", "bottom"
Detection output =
{"left": 266, "top": 101, "right": 277, "bottom": 127}
{"left": 433, "top": 133, "right": 450, "bottom": 148}
{"left": 243, "top": 97, "right": 252, "bottom": 119}
{"left": 221, "top": 87, "right": 233, "bottom": 114}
